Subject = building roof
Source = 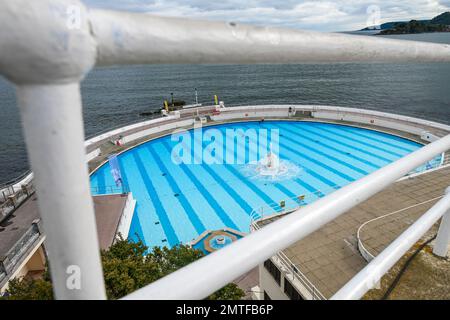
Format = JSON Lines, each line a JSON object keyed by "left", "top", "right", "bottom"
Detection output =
{"left": 0, "top": 193, "right": 128, "bottom": 258}
{"left": 93, "top": 194, "right": 128, "bottom": 250}
{"left": 0, "top": 194, "right": 40, "bottom": 258}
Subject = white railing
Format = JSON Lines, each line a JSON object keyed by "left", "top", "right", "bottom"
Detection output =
{"left": 0, "top": 220, "right": 44, "bottom": 288}
{"left": 1, "top": 0, "right": 450, "bottom": 300}
{"left": 252, "top": 221, "right": 326, "bottom": 300}
{"left": 356, "top": 196, "right": 444, "bottom": 262}
{"left": 0, "top": 171, "right": 34, "bottom": 202}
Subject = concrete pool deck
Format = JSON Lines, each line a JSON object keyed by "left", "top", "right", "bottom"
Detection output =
{"left": 255, "top": 165, "right": 450, "bottom": 299}
{"left": 1, "top": 194, "right": 129, "bottom": 253}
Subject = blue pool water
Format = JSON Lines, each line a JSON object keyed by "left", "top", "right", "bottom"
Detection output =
{"left": 90, "top": 121, "right": 440, "bottom": 249}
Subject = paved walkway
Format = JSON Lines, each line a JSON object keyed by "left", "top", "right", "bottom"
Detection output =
{"left": 93, "top": 194, "right": 129, "bottom": 250}
{"left": 0, "top": 193, "right": 128, "bottom": 257}
{"left": 234, "top": 267, "right": 259, "bottom": 300}
{"left": 0, "top": 194, "right": 40, "bottom": 258}
{"left": 257, "top": 166, "right": 450, "bottom": 299}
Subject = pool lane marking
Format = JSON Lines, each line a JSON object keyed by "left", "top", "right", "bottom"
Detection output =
{"left": 237, "top": 123, "right": 332, "bottom": 200}
{"left": 281, "top": 143, "right": 355, "bottom": 183}
{"left": 245, "top": 123, "right": 354, "bottom": 185}
{"left": 233, "top": 123, "right": 338, "bottom": 198}
{"left": 118, "top": 156, "right": 132, "bottom": 192}
{"left": 294, "top": 124, "right": 392, "bottom": 165}
{"left": 127, "top": 208, "right": 146, "bottom": 244}
{"left": 188, "top": 146, "right": 254, "bottom": 216}
{"left": 152, "top": 142, "right": 225, "bottom": 232}
{"left": 265, "top": 123, "right": 370, "bottom": 176}
{"left": 295, "top": 124, "right": 394, "bottom": 164}
{"left": 146, "top": 144, "right": 207, "bottom": 235}
{"left": 293, "top": 124, "right": 387, "bottom": 168}
{"left": 161, "top": 140, "right": 240, "bottom": 231}
{"left": 118, "top": 154, "right": 163, "bottom": 247}
{"left": 310, "top": 124, "right": 404, "bottom": 159}
{"left": 273, "top": 123, "right": 380, "bottom": 170}
{"left": 293, "top": 178, "right": 326, "bottom": 198}
{"left": 337, "top": 125, "right": 418, "bottom": 152}
{"left": 129, "top": 150, "right": 176, "bottom": 246}
{"left": 132, "top": 150, "right": 179, "bottom": 246}
{"left": 189, "top": 128, "right": 283, "bottom": 212}
{"left": 190, "top": 131, "right": 275, "bottom": 214}
{"left": 326, "top": 123, "right": 414, "bottom": 154}
{"left": 213, "top": 127, "right": 292, "bottom": 208}
{"left": 94, "top": 168, "right": 107, "bottom": 194}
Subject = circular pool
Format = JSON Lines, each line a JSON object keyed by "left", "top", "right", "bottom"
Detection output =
{"left": 90, "top": 121, "right": 440, "bottom": 248}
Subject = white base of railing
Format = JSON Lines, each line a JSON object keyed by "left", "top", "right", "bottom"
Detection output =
{"left": 433, "top": 200, "right": 450, "bottom": 257}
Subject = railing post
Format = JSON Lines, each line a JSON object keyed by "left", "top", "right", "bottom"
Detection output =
{"left": 433, "top": 187, "right": 450, "bottom": 258}
{"left": 16, "top": 84, "right": 106, "bottom": 299}
{"left": 0, "top": 0, "right": 105, "bottom": 299}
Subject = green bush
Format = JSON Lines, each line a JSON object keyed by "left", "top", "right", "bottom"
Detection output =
{"left": 1, "top": 238, "right": 244, "bottom": 300}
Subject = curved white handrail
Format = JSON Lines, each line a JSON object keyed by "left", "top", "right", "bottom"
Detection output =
{"left": 89, "top": 10, "right": 450, "bottom": 66}
{"left": 356, "top": 195, "right": 444, "bottom": 262}
{"left": 249, "top": 184, "right": 341, "bottom": 223}
{"left": 251, "top": 219, "right": 326, "bottom": 300}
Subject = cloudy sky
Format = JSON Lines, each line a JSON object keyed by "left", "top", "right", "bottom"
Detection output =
{"left": 82, "top": 0, "right": 450, "bottom": 31}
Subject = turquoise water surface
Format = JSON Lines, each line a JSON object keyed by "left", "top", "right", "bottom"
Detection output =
{"left": 90, "top": 121, "right": 439, "bottom": 249}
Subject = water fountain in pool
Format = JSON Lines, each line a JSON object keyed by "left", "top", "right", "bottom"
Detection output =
{"left": 192, "top": 229, "right": 245, "bottom": 254}
{"left": 241, "top": 143, "right": 302, "bottom": 181}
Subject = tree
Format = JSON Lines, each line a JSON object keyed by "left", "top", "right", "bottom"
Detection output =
{"left": 3, "top": 278, "right": 54, "bottom": 300}
{"left": 1, "top": 238, "right": 245, "bottom": 300}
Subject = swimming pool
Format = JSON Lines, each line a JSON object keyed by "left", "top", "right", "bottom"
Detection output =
{"left": 90, "top": 121, "right": 441, "bottom": 249}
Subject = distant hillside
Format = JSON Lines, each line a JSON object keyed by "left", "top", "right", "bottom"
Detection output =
{"left": 379, "top": 19, "right": 450, "bottom": 35}
{"left": 431, "top": 12, "right": 450, "bottom": 25}
{"left": 361, "top": 20, "right": 428, "bottom": 31}
{"left": 359, "top": 11, "right": 450, "bottom": 35}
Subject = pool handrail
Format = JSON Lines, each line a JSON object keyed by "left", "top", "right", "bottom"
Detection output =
{"left": 249, "top": 183, "right": 341, "bottom": 222}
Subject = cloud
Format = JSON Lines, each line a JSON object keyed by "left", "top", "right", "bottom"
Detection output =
{"left": 82, "top": 0, "right": 450, "bottom": 31}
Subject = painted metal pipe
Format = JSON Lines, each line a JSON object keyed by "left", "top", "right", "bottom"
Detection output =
{"left": 0, "top": 0, "right": 96, "bottom": 85}
{"left": 17, "top": 83, "right": 106, "bottom": 299}
{"left": 123, "top": 134, "right": 450, "bottom": 300}
{"left": 433, "top": 188, "right": 450, "bottom": 257}
{"left": 332, "top": 187, "right": 450, "bottom": 300}
{"left": 1, "top": 0, "right": 105, "bottom": 299}
{"left": 90, "top": 10, "right": 450, "bottom": 66}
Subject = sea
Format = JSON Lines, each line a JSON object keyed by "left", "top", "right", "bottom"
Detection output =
{"left": 1, "top": 32, "right": 449, "bottom": 184}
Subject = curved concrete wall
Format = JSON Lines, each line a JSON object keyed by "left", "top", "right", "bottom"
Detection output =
{"left": 3, "top": 104, "right": 450, "bottom": 198}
